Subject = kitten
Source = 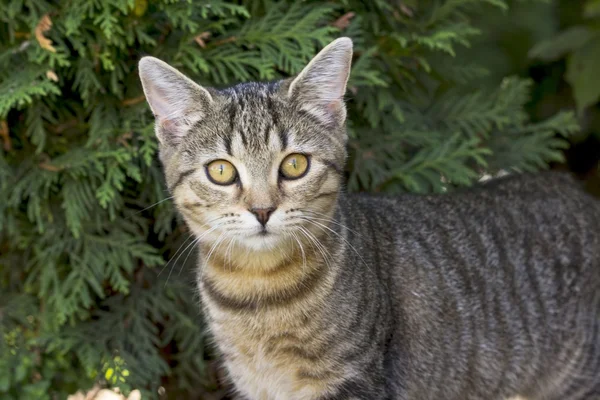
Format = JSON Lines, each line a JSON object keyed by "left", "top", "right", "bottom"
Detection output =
{"left": 139, "top": 38, "right": 600, "bottom": 400}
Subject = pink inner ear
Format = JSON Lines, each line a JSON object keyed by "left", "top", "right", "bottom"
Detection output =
{"left": 159, "top": 117, "right": 185, "bottom": 138}
{"left": 326, "top": 99, "right": 342, "bottom": 114}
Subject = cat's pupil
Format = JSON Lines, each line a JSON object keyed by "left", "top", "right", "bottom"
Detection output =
{"left": 219, "top": 165, "right": 224, "bottom": 175}
{"left": 291, "top": 159, "right": 297, "bottom": 169}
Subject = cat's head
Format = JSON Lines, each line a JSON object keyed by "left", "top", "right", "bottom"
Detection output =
{"left": 138, "top": 38, "right": 352, "bottom": 252}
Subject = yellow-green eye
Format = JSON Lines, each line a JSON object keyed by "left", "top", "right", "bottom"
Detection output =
{"left": 206, "top": 160, "right": 237, "bottom": 185}
{"left": 280, "top": 153, "right": 309, "bottom": 179}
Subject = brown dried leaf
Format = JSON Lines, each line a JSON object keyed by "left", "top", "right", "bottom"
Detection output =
{"left": 122, "top": 95, "right": 146, "bottom": 106}
{"left": 50, "top": 119, "right": 78, "bottom": 134}
{"left": 35, "top": 14, "right": 56, "bottom": 52}
{"left": 46, "top": 70, "right": 59, "bottom": 82}
{"left": 194, "top": 31, "right": 211, "bottom": 48}
{"left": 116, "top": 131, "right": 133, "bottom": 147}
{"left": 0, "top": 120, "right": 11, "bottom": 151}
{"left": 399, "top": 4, "right": 414, "bottom": 17}
{"left": 212, "top": 36, "right": 237, "bottom": 46}
{"left": 39, "top": 163, "right": 63, "bottom": 172}
{"left": 331, "top": 12, "right": 355, "bottom": 30}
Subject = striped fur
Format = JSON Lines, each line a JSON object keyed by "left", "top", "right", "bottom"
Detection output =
{"left": 139, "top": 38, "right": 600, "bottom": 399}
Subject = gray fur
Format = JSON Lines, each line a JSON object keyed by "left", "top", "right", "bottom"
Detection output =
{"left": 139, "top": 38, "right": 600, "bottom": 399}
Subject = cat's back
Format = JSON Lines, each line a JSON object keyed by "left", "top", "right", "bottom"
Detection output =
{"left": 343, "top": 172, "right": 600, "bottom": 399}
{"left": 352, "top": 171, "right": 598, "bottom": 225}
{"left": 351, "top": 171, "right": 600, "bottom": 301}
{"left": 386, "top": 170, "right": 600, "bottom": 313}
{"left": 405, "top": 172, "right": 599, "bottom": 272}
{"left": 349, "top": 171, "right": 600, "bottom": 255}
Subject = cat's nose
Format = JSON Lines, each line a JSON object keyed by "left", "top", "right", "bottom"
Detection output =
{"left": 250, "top": 207, "right": 276, "bottom": 227}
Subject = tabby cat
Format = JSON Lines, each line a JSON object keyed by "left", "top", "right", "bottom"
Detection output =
{"left": 138, "top": 38, "right": 600, "bottom": 400}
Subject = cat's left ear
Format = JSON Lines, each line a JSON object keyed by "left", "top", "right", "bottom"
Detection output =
{"left": 288, "top": 37, "right": 353, "bottom": 125}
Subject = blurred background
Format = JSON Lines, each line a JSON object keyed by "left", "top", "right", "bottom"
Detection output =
{"left": 1, "top": 0, "right": 599, "bottom": 399}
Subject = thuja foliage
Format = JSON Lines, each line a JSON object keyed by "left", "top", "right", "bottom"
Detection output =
{"left": 0, "top": 0, "right": 578, "bottom": 398}
{"left": 529, "top": 0, "right": 600, "bottom": 113}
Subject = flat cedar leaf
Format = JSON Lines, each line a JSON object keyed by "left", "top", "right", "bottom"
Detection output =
{"left": 565, "top": 34, "right": 600, "bottom": 112}
{"left": 528, "top": 26, "right": 596, "bottom": 62}
{"left": 393, "top": 22, "right": 480, "bottom": 57}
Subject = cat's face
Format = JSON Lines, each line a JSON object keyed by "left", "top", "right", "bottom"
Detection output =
{"left": 139, "top": 38, "right": 352, "bottom": 251}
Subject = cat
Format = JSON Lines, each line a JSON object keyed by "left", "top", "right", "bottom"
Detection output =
{"left": 138, "top": 37, "right": 600, "bottom": 400}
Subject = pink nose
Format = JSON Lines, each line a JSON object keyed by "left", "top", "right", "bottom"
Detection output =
{"left": 250, "top": 207, "right": 275, "bottom": 226}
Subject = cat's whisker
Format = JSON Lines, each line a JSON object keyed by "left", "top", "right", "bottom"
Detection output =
{"left": 178, "top": 236, "right": 203, "bottom": 277}
{"left": 296, "top": 228, "right": 319, "bottom": 268}
{"left": 158, "top": 233, "right": 194, "bottom": 278}
{"left": 197, "top": 236, "right": 223, "bottom": 283}
{"left": 298, "top": 217, "right": 377, "bottom": 282}
{"left": 297, "top": 225, "right": 333, "bottom": 272}
{"left": 307, "top": 234, "right": 333, "bottom": 273}
{"left": 127, "top": 196, "right": 174, "bottom": 219}
{"left": 297, "top": 216, "right": 371, "bottom": 272}
{"left": 178, "top": 223, "right": 225, "bottom": 278}
{"left": 300, "top": 210, "right": 364, "bottom": 238}
{"left": 225, "top": 236, "right": 237, "bottom": 273}
{"left": 165, "top": 222, "right": 222, "bottom": 285}
{"left": 165, "top": 236, "right": 202, "bottom": 287}
{"left": 159, "top": 215, "right": 224, "bottom": 278}
{"left": 202, "top": 233, "right": 228, "bottom": 280}
{"left": 290, "top": 231, "right": 307, "bottom": 279}
{"left": 304, "top": 216, "right": 358, "bottom": 234}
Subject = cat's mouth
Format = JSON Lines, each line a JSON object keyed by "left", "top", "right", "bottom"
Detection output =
{"left": 241, "top": 227, "right": 284, "bottom": 250}
{"left": 236, "top": 224, "right": 271, "bottom": 239}
{"left": 257, "top": 227, "right": 271, "bottom": 237}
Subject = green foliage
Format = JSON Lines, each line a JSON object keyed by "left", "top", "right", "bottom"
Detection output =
{"left": 0, "top": 0, "right": 579, "bottom": 398}
{"left": 529, "top": 0, "right": 600, "bottom": 112}
{"left": 564, "top": 35, "right": 600, "bottom": 114}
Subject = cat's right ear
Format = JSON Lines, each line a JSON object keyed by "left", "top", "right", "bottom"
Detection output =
{"left": 138, "top": 57, "right": 212, "bottom": 145}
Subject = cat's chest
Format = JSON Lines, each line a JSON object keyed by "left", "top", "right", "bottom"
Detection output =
{"left": 207, "top": 311, "right": 338, "bottom": 400}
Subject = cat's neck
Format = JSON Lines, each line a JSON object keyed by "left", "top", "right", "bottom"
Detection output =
{"left": 200, "top": 236, "right": 300, "bottom": 272}
{"left": 197, "top": 222, "right": 343, "bottom": 313}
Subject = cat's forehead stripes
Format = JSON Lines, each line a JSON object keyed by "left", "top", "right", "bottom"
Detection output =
{"left": 220, "top": 82, "right": 284, "bottom": 156}
{"left": 204, "top": 82, "right": 345, "bottom": 166}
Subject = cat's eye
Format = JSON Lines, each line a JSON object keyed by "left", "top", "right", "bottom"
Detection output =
{"left": 280, "top": 153, "right": 309, "bottom": 180}
{"left": 206, "top": 160, "right": 237, "bottom": 185}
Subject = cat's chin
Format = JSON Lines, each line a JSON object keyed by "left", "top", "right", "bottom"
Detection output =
{"left": 239, "top": 232, "right": 285, "bottom": 251}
